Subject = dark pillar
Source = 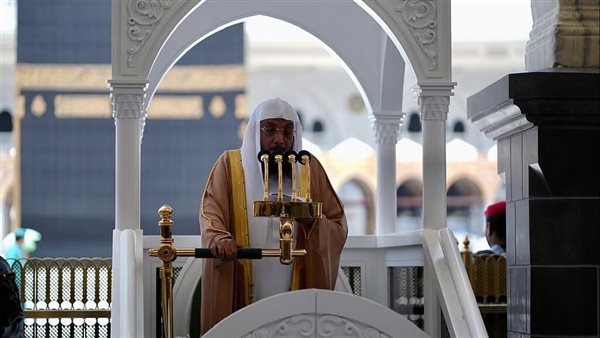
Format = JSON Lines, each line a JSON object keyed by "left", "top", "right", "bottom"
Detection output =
{"left": 467, "top": 69, "right": 599, "bottom": 337}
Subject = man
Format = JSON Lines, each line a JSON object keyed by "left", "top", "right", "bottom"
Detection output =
{"left": 199, "top": 98, "right": 347, "bottom": 333}
{"left": 477, "top": 200, "right": 506, "bottom": 255}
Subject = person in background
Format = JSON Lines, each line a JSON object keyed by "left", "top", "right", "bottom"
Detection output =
{"left": 199, "top": 98, "right": 347, "bottom": 333}
{"left": 5, "top": 228, "right": 26, "bottom": 260}
{"left": 0, "top": 256, "right": 23, "bottom": 338}
{"left": 477, "top": 201, "right": 506, "bottom": 256}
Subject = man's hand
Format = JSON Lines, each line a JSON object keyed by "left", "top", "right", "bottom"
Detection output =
{"left": 210, "top": 238, "right": 238, "bottom": 260}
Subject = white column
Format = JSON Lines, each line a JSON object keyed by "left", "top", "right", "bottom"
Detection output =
{"left": 419, "top": 84, "right": 453, "bottom": 338}
{"left": 371, "top": 113, "right": 403, "bottom": 235}
{"left": 109, "top": 79, "right": 148, "bottom": 338}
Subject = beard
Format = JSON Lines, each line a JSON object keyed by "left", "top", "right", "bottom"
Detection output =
{"left": 267, "top": 158, "right": 292, "bottom": 179}
{"left": 261, "top": 147, "right": 293, "bottom": 179}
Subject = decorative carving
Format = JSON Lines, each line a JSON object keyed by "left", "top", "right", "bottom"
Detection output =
{"left": 111, "top": 93, "right": 145, "bottom": 120}
{"left": 127, "top": 0, "right": 173, "bottom": 67}
{"left": 209, "top": 95, "right": 227, "bottom": 118}
{"left": 365, "top": 327, "right": 389, "bottom": 338}
{"left": 276, "top": 315, "right": 315, "bottom": 337}
{"left": 370, "top": 113, "right": 404, "bottom": 145}
{"left": 391, "top": 0, "right": 438, "bottom": 70}
{"left": 372, "top": 121, "right": 400, "bottom": 145}
{"left": 55, "top": 95, "right": 112, "bottom": 118}
{"left": 16, "top": 64, "right": 245, "bottom": 91}
{"left": 31, "top": 95, "right": 47, "bottom": 117}
{"left": 242, "top": 314, "right": 390, "bottom": 338}
{"left": 109, "top": 81, "right": 148, "bottom": 121}
{"left": 419, "top": 95, "right": 449, "bottom": 121}
{"left": 147, "top": 96, "right": 204, "bottom": 119}
{"left": 243, "top": 327, "right": 268, "bottom": 338}
{"left": 243, "top": 315, "right": 315, "bottom": 338}
{"left": 317, "top": 315, "right": 390, "bottom": 338}
{"left": 235, "top": 94, "right": 248, "bottom": 118}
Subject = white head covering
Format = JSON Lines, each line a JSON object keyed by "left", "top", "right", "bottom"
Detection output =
{"left": 240, "top": 98, "right": 303, "bottom": 248}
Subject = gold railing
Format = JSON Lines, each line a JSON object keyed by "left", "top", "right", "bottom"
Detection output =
{"left": 6, "top": 257, "right": 111, "bottom": 338}
{"left": 460, "top": 238, "right": 507, "bottom": 338}
{"left": 148, "top": 201, "right": 319, "bottom": 338}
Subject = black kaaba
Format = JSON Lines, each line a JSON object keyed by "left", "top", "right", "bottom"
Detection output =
{"left": 16, "top": 0, "right": 246, "bottom": 257}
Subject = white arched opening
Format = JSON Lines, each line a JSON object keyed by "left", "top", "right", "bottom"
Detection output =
{"left": 397, "top": 178, "right": 423, "bottom": 232}
{"left": 143, "top": 1, "right": 409, "bottom": 237}
{"left": 145, "top": 2, "right": 408, "bottom": 114}
{"left": 110, "top": 0, "right": 456, "bottom": 336}
{"left": 338, "top": 179, "right": 375, "bottom": 235}
{"left": 447, "top": 178, "right": 485, "bottom": 238}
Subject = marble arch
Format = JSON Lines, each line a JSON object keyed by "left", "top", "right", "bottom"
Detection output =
{"left": 110, "top": 1, "right": 455, "bottom": 336}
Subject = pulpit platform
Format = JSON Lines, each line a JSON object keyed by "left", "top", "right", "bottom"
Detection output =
{"left": 203, "top": 289, "right": 429, "bottom": 338}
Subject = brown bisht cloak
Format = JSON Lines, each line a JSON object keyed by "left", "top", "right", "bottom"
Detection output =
{"left": 200, "top": 150, "right": 347, "bottom": 334}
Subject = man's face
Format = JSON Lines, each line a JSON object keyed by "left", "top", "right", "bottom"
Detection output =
{"left": 484, "top": 222, "right": 494, "bottom": 247}
{"left": 259, "top": 118, "right": 295, "bottom": 153}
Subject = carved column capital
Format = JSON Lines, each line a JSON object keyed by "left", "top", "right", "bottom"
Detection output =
{"left": 109, "top": 80, "right": 148, "bottom": 120}
{"left": 418, "top": 83, "right": 454, "bottom": 121}
{"left": 419, "top": 96, "right": 449, "bottom": 121}
{"left": 370, "top": 112, "right": 405, "bottom": 145}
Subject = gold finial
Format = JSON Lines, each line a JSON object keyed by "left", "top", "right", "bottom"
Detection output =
{"left": 288, "top": 153, "right": 297, "bottom": 201}
{"left": 260, "top": 153, "right": 270, "bottom": 201}
{"left": 301, "top": 154, "right": 311, "bottom": 202}
{"left": 159, "top": 205, "right": 173, "bottom": 222}
{"left": 275, "top": 154, "right": 283, "bottom": 202}
{"left": 158, "top": 205, "right": 174, "bottom": 247}
{"left": 463, "top": 236, "right": 470, "bottom": 252}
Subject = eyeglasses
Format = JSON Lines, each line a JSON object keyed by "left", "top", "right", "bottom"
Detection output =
{"left": 260, "top": 126, "right": 295, "bottom": 138}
